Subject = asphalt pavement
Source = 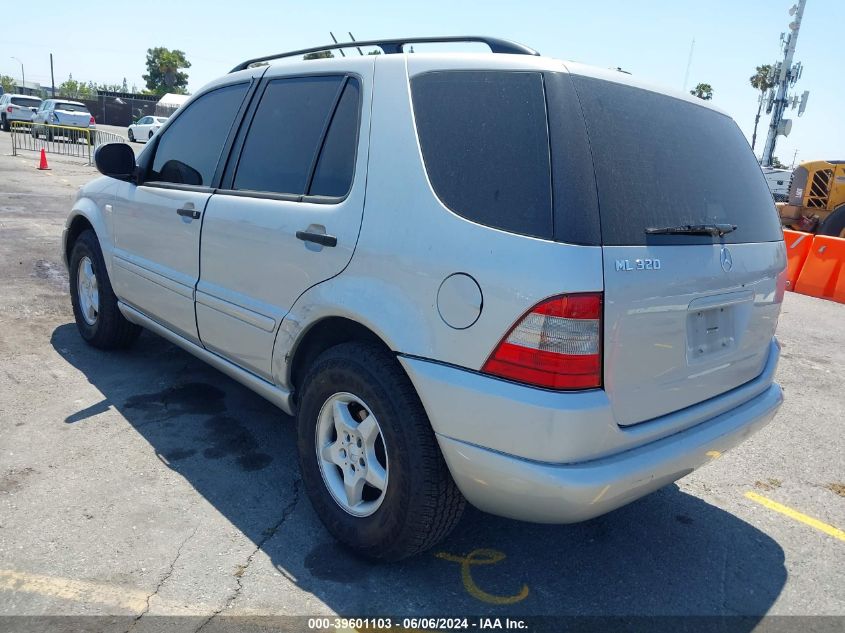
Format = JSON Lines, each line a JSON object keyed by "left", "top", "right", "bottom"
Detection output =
{"left": 0, "top": 138, "right": 842, "bottom": 630}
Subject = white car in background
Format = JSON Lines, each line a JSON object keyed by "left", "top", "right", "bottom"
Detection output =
{"left": 127, "top": 116, "right": 167, "bottom": 142}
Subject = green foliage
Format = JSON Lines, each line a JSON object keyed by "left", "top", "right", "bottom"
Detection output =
{"left": 770, "top": 156, "right": 786, "bottom": 168}
{"left": 303, "top": 50, "right": 334, "bottom": 60}
{"left": 0, "top": 74, "right": 15, "bottom": 93}
{"left": 143, "top": 47, "right": 191, "bottom": 94}
{"left": 689, "top": 82, "right": 714, "bottom": 100}
{"left": 58, "top": 74, "right": 92, "bottom": 99}
{"left": 750, "top": 64, "right": 775, "bottom": 93}
{"left": 368, "top": 49, "right": 382, "bottom": 55}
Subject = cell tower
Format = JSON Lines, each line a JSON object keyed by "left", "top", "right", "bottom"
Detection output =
{"left": 761, "top": 0, "right": 810, "bottom": 167}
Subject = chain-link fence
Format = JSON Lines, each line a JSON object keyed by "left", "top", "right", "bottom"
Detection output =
{"left": 10, "top": 121, "right": 126, "bottom": 165}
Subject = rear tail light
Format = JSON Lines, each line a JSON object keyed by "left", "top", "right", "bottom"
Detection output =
{"left": 5, "top": 107, "right": 11, "bottom": 113}
{"left": 481, "top": 293, "right": 602, "bottom": 390}
{"left": 89, "top": 116, "right": 96, "bottom": 125}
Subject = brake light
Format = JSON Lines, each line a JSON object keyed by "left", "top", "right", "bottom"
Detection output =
{"left": 5, "top": 107, "right": 10, "bottom": 113}
{"left": 89, "top": 116, "right": 96, "bottom": 125}
{"left": 481, "top": 293, "right": 603, "bottom": 390}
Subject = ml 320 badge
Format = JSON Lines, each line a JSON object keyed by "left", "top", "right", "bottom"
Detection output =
{"left": 615, "top": 258, "right": 662, "bottom": 271}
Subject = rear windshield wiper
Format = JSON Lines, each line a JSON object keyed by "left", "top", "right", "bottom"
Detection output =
{"left": 645, "top": 223, "right": 737, "bottom": 237}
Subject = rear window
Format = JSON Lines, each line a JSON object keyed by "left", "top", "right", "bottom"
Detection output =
{"left": 55, "top": 102, "right": 89, "bottom": 113}
{"left": 11, "top": 97, "right": 40, "bottom": 108}
{"left": 571, "top": 76, "right": 783, "bottom": 245}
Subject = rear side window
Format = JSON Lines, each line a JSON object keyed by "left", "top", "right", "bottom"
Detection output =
{"left": 411, "top": 71, "right": 553, "bottom": 240}
{"left": 309, "top": 79, "right": 361, "bottom": 197}
{"left": 150, "top": 83, "right": 248, "bottom": 187}
{"left": 572, "top": 76, "right": 783, "bottom": 245}
{"left": 234, "top": 75, "right": 359, "bottom": 197}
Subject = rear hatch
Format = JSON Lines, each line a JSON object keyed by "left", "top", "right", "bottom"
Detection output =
{"left": 570, "top": 75, "right": 786, "bottom": 426}
{"left": 9, "top": 96, "right": 41, "bottom": 120}
{"left": 53, "top": 102, "right": 92, "bottom": 128}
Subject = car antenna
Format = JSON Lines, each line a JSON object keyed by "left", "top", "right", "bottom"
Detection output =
{"left": 348, "top": 32, "right": 365, "bottom": 56}
{"left": 329, "top": 32, "right": 346, "bottom": 57}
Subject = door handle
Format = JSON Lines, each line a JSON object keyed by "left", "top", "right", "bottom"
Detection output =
{"left": 296, "top": 231, "right": 337, "bottom": 247}
{"left": 177, "top": 207, "right": 201, "bottom": 220}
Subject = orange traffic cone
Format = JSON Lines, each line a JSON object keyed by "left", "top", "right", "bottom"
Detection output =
{"left": 38, "top": 148, "right": 50, "bottom": 170}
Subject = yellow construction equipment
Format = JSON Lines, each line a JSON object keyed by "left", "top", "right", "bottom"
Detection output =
{"left": 778, "top": 160, "right": 845, "bottom": 236}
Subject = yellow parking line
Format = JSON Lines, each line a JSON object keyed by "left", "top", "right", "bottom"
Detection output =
{"left": 0, "top": 568, "right": 149, "bottom": 611}
{"left": 745, "top": 491, "right": 845, "bottom": 542}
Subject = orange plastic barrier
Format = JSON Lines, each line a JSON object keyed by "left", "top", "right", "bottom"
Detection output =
{"left": 782, "top": 229, "right": 813, "bottom": 291}
{"left": 794, "top": 235, "right": 845, "bottom": 303}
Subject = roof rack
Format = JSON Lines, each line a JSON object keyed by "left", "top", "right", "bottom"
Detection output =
{"left": 230, "top": 36, "right": 539, "bottom": 73}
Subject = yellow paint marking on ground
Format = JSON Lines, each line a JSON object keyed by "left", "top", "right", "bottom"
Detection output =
{"left": 745, "top": 491, "right": 845, "bottom": 542}
{"left": 0, "top": 568, "right": 149, "bottom": 611}
{"left": 436, "top": 549, "right": 529, "bottom": 605}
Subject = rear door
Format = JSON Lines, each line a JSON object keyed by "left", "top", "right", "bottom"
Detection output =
{"left": 196, "top": 58, "right": 372, "bottom": 379}
{"left": 111, "top": 79, "right": 256, "bottom": 343}
{"left": 568, "top": 74, "right": 786, "bottom": 426}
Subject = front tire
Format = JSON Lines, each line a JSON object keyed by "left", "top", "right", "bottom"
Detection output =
{"left": 128, "top": 129, "right": 135, "bottom": 142}
{"left": 69, "top": 229, "right": 141, "bottom": 349}
{"left": 297, "top": 342, "right": 465, "bottom": 561}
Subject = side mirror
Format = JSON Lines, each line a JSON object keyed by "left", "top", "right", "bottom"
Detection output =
{"left": 94, "top": 143, "right": 136, "bottom": 181}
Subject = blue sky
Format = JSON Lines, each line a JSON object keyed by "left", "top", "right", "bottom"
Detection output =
{"left": 3, "top": 0, "right": 842, "bottom": 163}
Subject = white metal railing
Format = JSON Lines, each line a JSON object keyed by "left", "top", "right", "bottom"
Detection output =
{"left": 10, "top": 121, "right": 126, "bottom": 165}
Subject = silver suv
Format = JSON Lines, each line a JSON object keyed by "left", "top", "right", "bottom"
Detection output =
{"left": 62, "top": 37, "right": 786, "bottom": 560}
{"left": 0, "top": 93, "right": 42, "bottom": 131}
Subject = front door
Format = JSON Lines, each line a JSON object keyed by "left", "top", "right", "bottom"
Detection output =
{"left": 196, "top": 58, "right": 373, "bottom": 379}
{"left": 111, "top": 81, "right": 253, "bottom": 343}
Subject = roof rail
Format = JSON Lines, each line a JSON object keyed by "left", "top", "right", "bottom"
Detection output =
{"left": 230, "top": 36, "right": 539, "bottom": 73}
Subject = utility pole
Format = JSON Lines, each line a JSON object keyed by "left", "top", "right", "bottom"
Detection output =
{"left": 682, "top": 38, "right": 695, "bottom": 92}
{"left": 50, "top": 53, "right": 55, "bottom": 97}
{"left": 761, "top": 0, "right": 809, "bottom": 167}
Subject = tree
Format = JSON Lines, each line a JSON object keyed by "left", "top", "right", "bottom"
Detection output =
{"left": 770, "top": 156, "right": 786, "bottom": 168}
{"left": 0, "top": 74, "right": 15, "bottom": 93}
{"left": 143, "top": 47, "right": 191, "bottom": 94}
{"left": 58, "top": 74, "right": 92, "bottom": 99}
{"left": 749, "top": 64, "right": 775, "bottom": 150}
{"left": 689, "top": 83, "right": 714, "bottom": 100}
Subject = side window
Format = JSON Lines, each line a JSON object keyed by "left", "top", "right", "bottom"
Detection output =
{"left": 410, "top": 71, "right": 553, "bottom": 240}
{"left": 149, "top": 83, "right": 248, "bottom": 187}
{"left": 233, "top": 75, "right": 348, "bottom": 196}
{"left": 308, "top": 78, "right": 361, "bottom": 197}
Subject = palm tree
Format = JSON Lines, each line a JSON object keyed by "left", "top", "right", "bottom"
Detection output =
{"left": 749, "top": 64, "right": 775, "bottom": 150}
{"left": 690, "top": 83, "right": 714, "bottom": 100}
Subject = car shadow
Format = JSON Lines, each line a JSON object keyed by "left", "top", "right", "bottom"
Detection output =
{"left": 51, "top": 323, "right": 786, "bottom": 621}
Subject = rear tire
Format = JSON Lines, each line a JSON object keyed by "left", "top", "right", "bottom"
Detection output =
{"left": 69, "top": 229, "right": 141, "bottom": 349}
{"left": 1, "top": 116, "right": 9, "bottom": 132}
{"left": 818, "top": 205, "right": 845, "bottom": 238}
{"left": 148, "top": 130, "right": 153, "bottom": 141}
{"left": 88, "top": 130, "right": 96, "bottom": 146}
{"left": 297, "top": 342, "right": 465, "bottom": 561}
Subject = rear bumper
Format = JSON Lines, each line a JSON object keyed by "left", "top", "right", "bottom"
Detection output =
{"left": 400, "top": 340, "right": 783, "bottom": 523}
{"left": 436, "top": 380, "right": 781, "bottom": 523}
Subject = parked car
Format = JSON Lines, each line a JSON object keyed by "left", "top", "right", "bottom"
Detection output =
{"left": 32, "top": 99, "right": 96, "bottom": 144}
{"left": 62, "top": 36, "right": 786, "bottom": 561}
{"left": 128, "top": 116, "right": 168, "bottom": 143}
{"left": 0, "top": 93, "right": 42, "bottom": 131}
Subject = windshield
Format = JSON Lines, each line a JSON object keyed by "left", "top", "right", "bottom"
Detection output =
{"left": 571, "top": 75, "right": 783, "bottom": 245}
{"left": 55, "top": 103, "right": 89, "bottom": 113}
